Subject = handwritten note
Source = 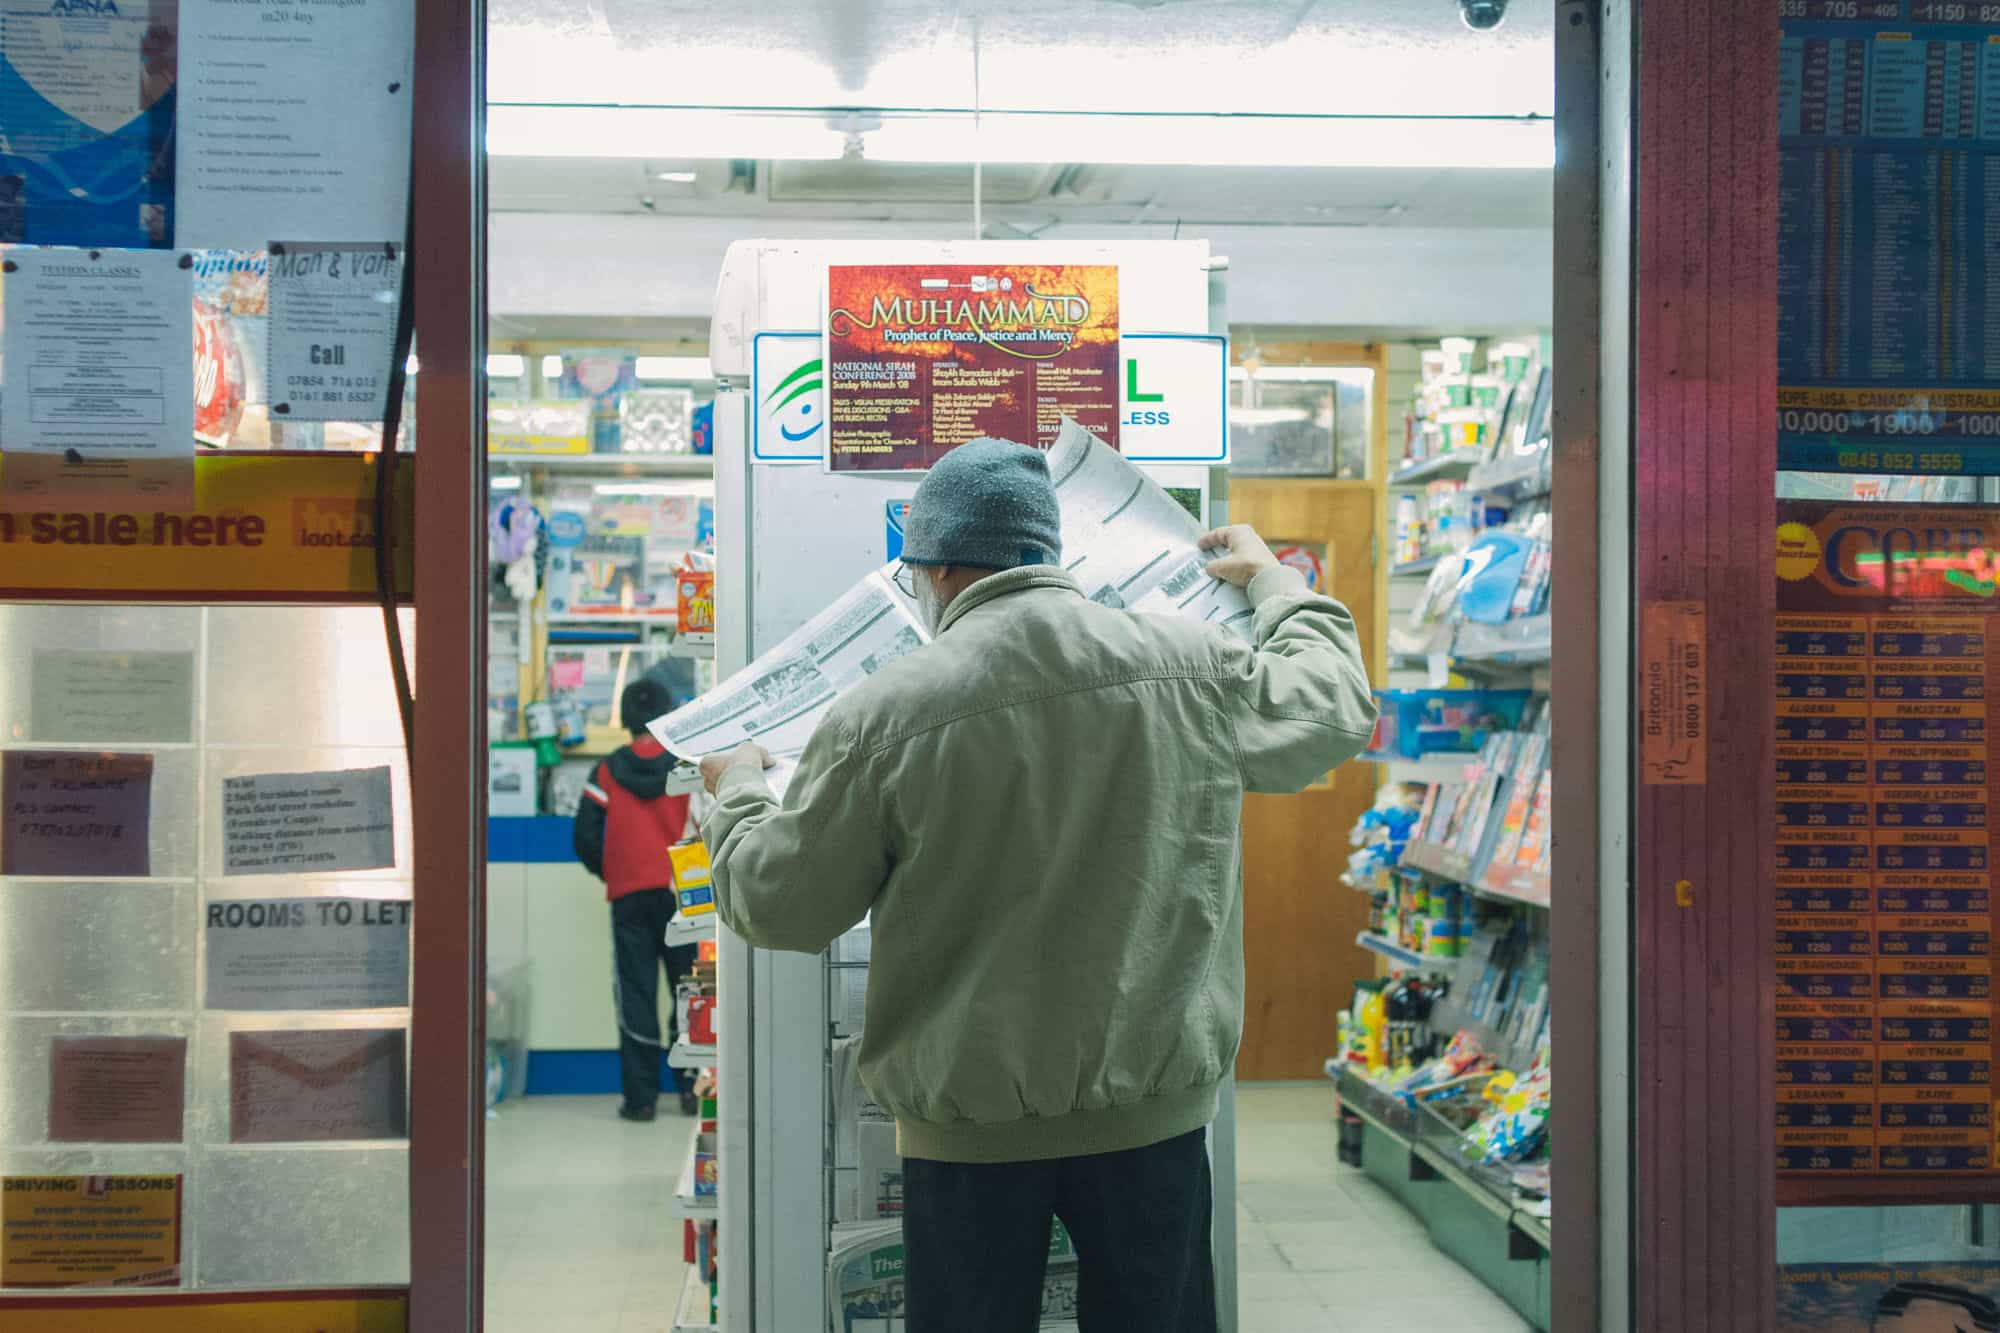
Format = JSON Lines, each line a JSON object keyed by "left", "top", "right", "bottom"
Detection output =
{"left": 221, "top": 767, "right": 394, "bottom": 875}
{"left": 228, "top": 1029, "right": 407, "bottom": 1143}
{"left": 31, "top": 650, "right": 194, "bottom": 744}
{"left": 0, "top": 751, "right": 153, "bottom": 877}
{"left": 205, "top": 897, "right": 411, "bottom": 1010}
{"left": 46, "top": 1037, "right": 186, "bottom": 1144}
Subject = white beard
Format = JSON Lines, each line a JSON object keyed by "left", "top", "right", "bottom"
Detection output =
{"left": 916, "top": 574, "right": 949, "bottom": 636}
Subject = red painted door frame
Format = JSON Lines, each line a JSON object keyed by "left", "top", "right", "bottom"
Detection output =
{"left": 1628, "top": 3, "right": 1780, "bottom": 1329}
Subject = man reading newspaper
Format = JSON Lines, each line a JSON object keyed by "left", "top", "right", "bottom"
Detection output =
{"left": 697, "top": 437, "right": 1375, "bottom": 1333}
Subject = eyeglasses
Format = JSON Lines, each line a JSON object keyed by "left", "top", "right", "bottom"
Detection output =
{"left": 892, "top": 562, "right": 917, "bottom": 598}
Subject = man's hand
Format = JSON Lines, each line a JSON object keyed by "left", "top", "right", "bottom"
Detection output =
{"left": 699, "top": 743, "right": 775, "bottom": 796}
{"left": 1198, "top": 524, "right": 1280, "bottom": 589}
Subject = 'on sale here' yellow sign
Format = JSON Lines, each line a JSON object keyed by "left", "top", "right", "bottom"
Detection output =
{"left": 0, "top": 454, "right": 413, "bottom": 602}
{"left": 2, "top": 1292, "right": 407, "bottom": 1331}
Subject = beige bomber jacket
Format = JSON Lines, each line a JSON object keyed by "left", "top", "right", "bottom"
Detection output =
{"left": 703, "top": 562, "right": 1377, "bottom": 1163}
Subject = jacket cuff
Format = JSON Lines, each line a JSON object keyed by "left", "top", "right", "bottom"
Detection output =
{"left": 1246, "top": 563, "right": 1310, "bottom": 608}
{"left": 714, "top": 760, "right": 776, "bottom": 804}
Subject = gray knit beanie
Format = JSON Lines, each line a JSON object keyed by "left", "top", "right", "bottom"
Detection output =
{"left": 900, "top": 438, "right": 1062, "bottom": 571}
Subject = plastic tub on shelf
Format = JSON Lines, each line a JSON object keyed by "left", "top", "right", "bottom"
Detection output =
{"left": 1366, "top": 689, "right": 1534, "bottom": 760}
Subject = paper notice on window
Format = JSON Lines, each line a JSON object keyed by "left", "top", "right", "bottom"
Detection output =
{"left": 175, "top": 0, "right": 415, "bottom": 251}
{"left": 0, "top": 751, "right": 153, "bottom": 878}
{"left": 0, "top": 1175, "right": 182, "bottom": 1289}
{"left": 0, "top": 2, "right": 175, "bottom": 250}
{"left": 46, "top": 1037, "right": 187, "bottom": 1144}
{"left": 221, "top": 766, "right": 395, "bottom": 875}
{"left": 648, "top": 571, "right": 926, "bottom": 796}
{"left": 649, "top": 418, "right": 1252, "bottom": 795}
{"left": 30, "top": 650, "right": 195, "bottom": 744}
{"left": 228, "top": 1028, "right": 407, "bottom": 1143}
{"left": 205, "top": 897, "right": 410, "bottom": 1010}
{"left": 266, "top": 243, "right": 402, "bottom": 421}
{"left": 0, "top": 248, "right": 195, "bottom": 509}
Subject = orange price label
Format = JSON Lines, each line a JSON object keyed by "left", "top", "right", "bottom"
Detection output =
{"left": 1642, "top": 600, "right": 1708, "bottom": 785}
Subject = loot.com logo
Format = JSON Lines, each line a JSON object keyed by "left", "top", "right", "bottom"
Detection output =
{"left": 292, "top": 498, "right": 379, "bottom": 549}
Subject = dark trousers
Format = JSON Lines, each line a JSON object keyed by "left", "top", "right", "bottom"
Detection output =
{"left": 902, "top": 1128, "right": 1216, "bottom": 1333}
{"left": 611, "top": 888, "right": 696, "bottom": 1110}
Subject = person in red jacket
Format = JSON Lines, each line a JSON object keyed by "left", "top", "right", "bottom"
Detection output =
{"left": 573, "top": 677, "right": 699, "bottom": 1120}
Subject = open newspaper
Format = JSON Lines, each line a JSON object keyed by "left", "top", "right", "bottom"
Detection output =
{"left": 648, "top": 419, "right": 1252, "bottom": 795}
{"left": 829, "top": 1220, "right": 1080, "bottom": 1331}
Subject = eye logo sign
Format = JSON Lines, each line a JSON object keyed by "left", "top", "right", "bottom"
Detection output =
{"left": 763, "top": 357, "right": 824, "bottom": 443}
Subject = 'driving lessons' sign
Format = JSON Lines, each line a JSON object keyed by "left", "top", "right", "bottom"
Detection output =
{"left": 0, "top": 454, "right": 413, "bottom": 602}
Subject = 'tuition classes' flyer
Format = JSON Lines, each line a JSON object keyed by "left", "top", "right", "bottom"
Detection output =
{"left": 825, "top": 263, "right": 1120, "bottom": 472}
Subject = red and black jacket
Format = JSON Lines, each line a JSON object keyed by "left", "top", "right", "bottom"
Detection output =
{"left": 572, "top": 735, "right": 691, "bottom": 902}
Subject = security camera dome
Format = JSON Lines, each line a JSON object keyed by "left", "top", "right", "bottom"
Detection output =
{"left": 1460, "top": 0, "right": 1507, "bottom": 30}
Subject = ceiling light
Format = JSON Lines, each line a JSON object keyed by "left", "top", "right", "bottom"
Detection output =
{"left": 486, "top": 105, "right": 1552, "bottom": 171}
{"left": 541, "top": 354, "right": 564, "bottom": 378}
{"left": 653, "top": 169, "right": 698, "bottom": 183}
{"left": 487, "top": 354, "right": 526, "bottom": 378}
{"left": 591, "top": 482, "right": 709, "bottom": 496}
{"left": 635, "top": 355, "right": 713, "bottom": 381}
{"left": 487, "top": 105, "right": 843, "bottom": 160}
{"left": 1230, "top": 365, "right": 1375, "bottom": 383}
{"left": 871, "top": 112, "right": 1551, "bottom": 170}
{"left": 405, "top": 353, "right": 420, "bottom": 375}
{"left": 490, "top": 475, "right": 523, "bottom": 490}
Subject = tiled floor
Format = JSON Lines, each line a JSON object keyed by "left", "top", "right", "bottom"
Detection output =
{"left": 1233, "top": 1084, "right": 1534, "bottom": 1333}
{"left": 483, "top": 1084, "right": 1533, "bottom": 1332}
{"left": 486, "top": 1095, "right": 698, "bottom": 1333}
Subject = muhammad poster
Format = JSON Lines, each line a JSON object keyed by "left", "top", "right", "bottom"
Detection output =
{"left": 825, "top": 264, "right": 1119, "bottom": 472}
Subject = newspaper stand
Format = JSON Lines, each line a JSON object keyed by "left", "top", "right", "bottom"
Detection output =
{"left": 702, "top": 239, "right": 1236, "bottom": 1332}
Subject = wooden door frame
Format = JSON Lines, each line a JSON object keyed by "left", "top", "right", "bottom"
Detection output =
{"left": 409, "top": 0, "right": 487, "bottom": 1325}
{"left": 1228, "top": 339, "right": 1392, "bottom": 678}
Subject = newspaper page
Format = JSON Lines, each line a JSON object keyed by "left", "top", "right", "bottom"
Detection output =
{"left": 650, "top": 419, "right": 1253, "bottom": 787}
{"left": 648, "top": 570, "right": 926, "bottom": 796}
{"left": 1044, "top": 418, "right": 1254, "bottom": 640}
{"left": 828, "top": 1221, "right": 1081, "bottom": 1331}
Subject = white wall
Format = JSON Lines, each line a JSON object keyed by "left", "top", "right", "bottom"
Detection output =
{"left": 489, "top": 213, "right": 1552, "bottom": 337}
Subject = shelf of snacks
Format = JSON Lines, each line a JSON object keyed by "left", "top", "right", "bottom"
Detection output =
{"left": 1356, "top": 930, "right": 1458, "bottom": 972}
{"left": 676, "top": 1131, "right": 718, "bottom": 1217}
{"left": 491, "top": 451, "right": 715, "bottom": 477}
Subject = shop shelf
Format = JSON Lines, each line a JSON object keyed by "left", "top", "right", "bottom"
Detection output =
{"left": 1466, "top": 448, "right": 1552, "bottom": 501}
{"left": 1391, "top": 554, "right": 1446, "bottom": 578}
{"left": 1452, "top": 614, "right": 1553, "bottom": 665}
{"left": 1332, "top": 1064, "right": 1419, "bottom": 1142}
{"left": 1402, "top": 840, "right": 1477, "bottom": 884}
{"left": 1478, "top": 863, "right": 1552, "bottom": 909}
{"left": 668, "top": 1036, "right": 715, "bottom": 1070}
{"left": 672, "top": 1263, "right": 715, "bottom": 1332}
{"left": 1390, "top": 448, "right": 1485, "bottom": 486}
{"left": 675, "top": 1132, "right": 716, "bottom": 1217}
{"left": 1355, "top": 930, "right": 1462, "bottom": 973}
{"left": 666, "top": 912, "right": 717, "bottom": 947}
{"left": 490, "top": 452, "right": 714, "bottom": 478}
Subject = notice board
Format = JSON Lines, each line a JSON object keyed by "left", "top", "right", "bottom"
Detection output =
{"left": 1777, "top": 501, "right": 2000, "bottom": 1181}
{"left": 1777, "top": 9, "right": 2000, "bottom": 473}
{"left": 824, "top": 263, "right": 1119, "bottom": 471}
